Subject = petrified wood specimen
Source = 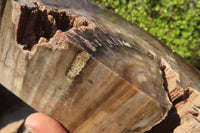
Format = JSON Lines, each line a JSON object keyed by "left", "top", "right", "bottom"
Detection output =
{"left": 0, "top": 0, "right": 200, "bottom": 132}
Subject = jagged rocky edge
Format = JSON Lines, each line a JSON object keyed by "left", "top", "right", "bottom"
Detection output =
{"left": 147, "top": 58, "right": 200, "bottom": 132}
{"left": 12, "top": 1, "right": 93, "bottom": 52}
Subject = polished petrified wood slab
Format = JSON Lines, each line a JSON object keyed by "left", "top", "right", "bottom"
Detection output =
{"left": 0, "top": 0, "right": 200, "bottom": 132}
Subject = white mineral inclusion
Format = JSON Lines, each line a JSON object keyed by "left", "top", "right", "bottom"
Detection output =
{"left": 67, "top": 51, "right": 90, "bottom": 79}
{"left": 137, "top": 73, "right": 147, "bottom": 83}
{"left": 122, "top": 41, "right": 132, "bottom": 48}
{"left": 14, "top": 77, "right": 23, "bottom": 90}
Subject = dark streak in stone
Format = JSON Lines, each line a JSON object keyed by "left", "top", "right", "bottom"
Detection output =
{"left": 0, "top": 0, "right": 7, "bottom": 28}
{"left": 160, "top": 65, "right": 172, "bottom": 102}
{"left": 145, "top": 106, "right": 180, "bottom": 133}
{"left": 173, "top": 88, "right": 191, "bottom": 105}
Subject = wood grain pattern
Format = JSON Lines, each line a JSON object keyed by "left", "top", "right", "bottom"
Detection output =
{"left": 0, "top": 0, "right": 200, "bottom": 132}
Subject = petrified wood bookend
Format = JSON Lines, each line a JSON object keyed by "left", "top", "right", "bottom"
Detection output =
{"left": 0, "top": 0, "right": 200, "bottom": 132}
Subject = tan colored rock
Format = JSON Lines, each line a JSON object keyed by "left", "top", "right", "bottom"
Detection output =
{"left": 0, "top": 0, "right": 200, "bottom": 132}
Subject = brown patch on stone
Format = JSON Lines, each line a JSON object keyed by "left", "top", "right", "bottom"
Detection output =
{"left": 16, "top": 3, "right": 91, "bottom": 51}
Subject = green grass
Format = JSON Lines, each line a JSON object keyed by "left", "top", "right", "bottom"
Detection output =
{"left": 92, "top": 0, "right": 200, "bottom": 69}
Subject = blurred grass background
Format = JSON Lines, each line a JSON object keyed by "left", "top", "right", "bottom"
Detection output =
{"left": 92, "top": 0, "right": 200, "bottom": 69}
